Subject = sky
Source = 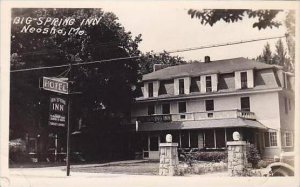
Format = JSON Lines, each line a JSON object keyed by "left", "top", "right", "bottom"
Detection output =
{"left": 99, "top": 2, "right": 288, "bottom": 62}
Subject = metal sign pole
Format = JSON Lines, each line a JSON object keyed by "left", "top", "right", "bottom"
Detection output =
{"left": 66, "top": 95, "right": 71, "bottom": 176}
{"left": 66, "top": 64, "right": 72, "bottom": 176}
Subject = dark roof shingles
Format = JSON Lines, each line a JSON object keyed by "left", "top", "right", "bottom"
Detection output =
{"left": 143, "top": 57, "right": 276, "bottom": 81}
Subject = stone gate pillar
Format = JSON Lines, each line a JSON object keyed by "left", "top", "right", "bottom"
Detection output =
{"left": 159, "top": 134, "right": 179, "bottom": 176}
{"left": 227, "top": 131, "right": 248, "bottom": 176}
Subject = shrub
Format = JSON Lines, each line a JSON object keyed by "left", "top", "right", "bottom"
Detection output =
{"left": 194, "top": 151, "right": 227, "bottom": 162}
{"left": 246, "top": 144, "right": 261, "bottom": 168}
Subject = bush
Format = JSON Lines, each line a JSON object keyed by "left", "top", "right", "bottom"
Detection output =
{"left": 179, "top": 149, "right": 227, "bottom": 163}
{"left": 194, "top": 151, "right": 227, "bottom": 162}
{"left": 246, "top": 144, "right": 261, "bottom": 168}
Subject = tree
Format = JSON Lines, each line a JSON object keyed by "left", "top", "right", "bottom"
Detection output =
{"left": 187, "top": 9, "right": 295, "bottom": 72}
{"left": 187, "top": 9, "right": 282, "bottom": 29}
{"left": 139, "top": 51, "right": 187, "bottom": 75}
{"left": 284, "top": 10, "right": 295, "bottom": 72}
{"left": 256, "top": 42, "right": 273, "bottom": 64}
{"left": 10, "top": 8, "right": 142, "bottom": 160}
{"left": 273, "top": 39, "right": 287, "bottom": 67}
{"left": 256, "top": 39, "right": 290, "bottom": 70}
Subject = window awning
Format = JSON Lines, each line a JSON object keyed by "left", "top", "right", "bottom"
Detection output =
{"left": 137, "top": 118, "right": 268, "bottom": 132}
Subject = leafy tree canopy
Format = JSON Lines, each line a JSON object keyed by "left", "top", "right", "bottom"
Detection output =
{"left": 138, "top": 51, "right": 187, "bottom": 75}
{"left": 187, "top": 9, "right": 282, "bottom": 29}
{"left": 10, "top": 8, "right": 142, "bottom": 139}
{"left": 188, "top": 9, "right": 295, "bottom": 72}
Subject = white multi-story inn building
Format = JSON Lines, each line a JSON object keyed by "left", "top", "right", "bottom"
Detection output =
{"left": 130, "top": 57, "right": 295, "bottom": 160}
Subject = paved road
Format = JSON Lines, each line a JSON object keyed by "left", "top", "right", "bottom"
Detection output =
{"left": 6, "top": 163, "right": 298, "bottom": 187}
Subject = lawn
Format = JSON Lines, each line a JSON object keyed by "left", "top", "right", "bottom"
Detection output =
{"left": 72, "top": 161, "right": 160, "bottom": 175}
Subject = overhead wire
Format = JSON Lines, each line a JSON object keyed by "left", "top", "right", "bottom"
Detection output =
{"left": 10, "top": 34, "right": 287, "bottom": 73}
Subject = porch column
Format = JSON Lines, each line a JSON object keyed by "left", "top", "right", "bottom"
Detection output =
{"left": 188, "top": 131, "right": 191, "bottom": 148}
{"left": 214, "top": 129, "right": 217, "bottom": 148}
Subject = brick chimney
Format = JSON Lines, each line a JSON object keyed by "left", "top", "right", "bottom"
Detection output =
{"left": 204, "top": 56, "right": 210, "bottom": 63}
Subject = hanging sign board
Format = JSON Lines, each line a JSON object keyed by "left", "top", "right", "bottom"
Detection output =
{"left": 49, "top": 96, "right": 67, "bottom": 127}
{"left": 42, "top": 77, "right": 69, "bottom": 94}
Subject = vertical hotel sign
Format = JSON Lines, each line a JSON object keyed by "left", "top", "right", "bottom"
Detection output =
{"left": 49, "top": 96, "right": 67, "bottom": 127}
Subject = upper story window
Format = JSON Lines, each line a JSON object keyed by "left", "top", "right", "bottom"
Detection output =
{"left": 241, "top": 97, "right": 250, "bottom": 111}
{"left": 178, "top": 101, "right": 186, "bottom": 119}
{"left": 148, "top": 82, "right": 153, "bottom": 97}
{"left": 205, "top": 100, "right": 214, "bottom": 111}
{"left": 206, "top": 76, "right": 212, "bottom": 92}
{"left": 205, "top": 99, "right": 214, "bottom": 118}
{"left": 178, "top": 102, "right": 186, "bottom": 113}
{"left": 148, "top": 104, "right": 155, "bottom": 115}
{"left": 285, "top": 132, "right": 293, "bottom": 147}
{"left": 179, "top": 79, "right": 185, "bottom": 94}
{"left": 162, "top": 103, "right": 170, "bottom": 114}
{"left": 241, "top": 72, "right": 247, "bottom": 89}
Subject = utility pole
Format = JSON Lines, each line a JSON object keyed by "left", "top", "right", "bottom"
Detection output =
{"left": 66, "top": 64, "right": 72, "bottom": 176}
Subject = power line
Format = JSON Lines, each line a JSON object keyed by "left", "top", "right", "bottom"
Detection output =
{"left": 10, "top": 34, "right": 286, "bottom": 73}
{"left": 10, "top": 56, "right": 140, "bottom": 73}
{"left": 167, "top": 35, "right": 286, "bottom": 54}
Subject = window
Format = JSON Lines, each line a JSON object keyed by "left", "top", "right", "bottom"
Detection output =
{"left": 264, "top": 132, "right": 277, "bottom": 147}
{"left": 288, "top": 98, "right": 292, "bottom": 110}
{"left": 241, "top": 97, "right": 250, "bottom": 111}
{"left": 178, "top": 102, "right": 186, "bottom": 119}
{"left": 149, "top": 136, "right": 158, "bottom": 151}
{"left": 179, "top": 79, "right": 185, "bottom": 94}
{"left": 216, "top": 129, "right": 225, "bottom": 148}
{"left": 190, "top": 77, "right": 200, "bottom": 92}
{"left": 241, "top": 72, "right": 248, "bottom": 89}
{"left": 285, "top": 132, "right": 293, "bottom": 147}
{"left": 284, "top": 97, "right": 288, "bottom": 114}
{"left": 270, "top": 132, "right": 277, "bottom": 146}
{"left": 206, "top": 76, "right": 212, "bottom": 92}
{"left": 205, "top": 100, "right": 214, "bottom": 118}
{"left": 264, "top": 132, "right": 270, "bottom": 147}
{"left": 190, "top": 131, "right": 198, "bottom": 148}
{"left": 205, "top": 100, "right": 214, "bottom": 111}
{"left": 204, "top": 130, "right": 215, "bottom": 148}
{"left": 178, "top": 102, "right": 186, "bottom": 113}
{"left": 181, "top": 131, "right": 189, "bottom": 148}
{"left": 162, "top": 103, "right": 170, "bottom": 114}
{"left": 148, "top": 82, "right": 153, "bottom": 97}
{"left": 148, "top": 104, "right": 155, "bottom": 115}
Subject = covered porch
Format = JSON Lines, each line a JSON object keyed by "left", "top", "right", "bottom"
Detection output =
{"left": 134, "top": 118, "right": 267, "bottom": 159}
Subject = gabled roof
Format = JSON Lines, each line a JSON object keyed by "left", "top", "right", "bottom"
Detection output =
{"left": 143, "top": 57, "right": 280, "bottom": 81}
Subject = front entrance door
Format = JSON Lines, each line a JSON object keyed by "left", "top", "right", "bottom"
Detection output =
{"left": 148, "top": 135, "right": 159, "bottom": 159}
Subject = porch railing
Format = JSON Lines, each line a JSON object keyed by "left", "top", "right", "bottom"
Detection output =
{"left": 133, "top": 109, "right": 255, "bottom": 123}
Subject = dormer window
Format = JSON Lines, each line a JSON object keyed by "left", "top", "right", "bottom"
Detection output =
{"left": 241, "top": 72, "right": 247, "bottom": 89}
{"left": 148, "top": 82, "right": 153, "bottom": 97}
{"left": 206, "top": 76, "right": 212, "bottom": 92}
{"left": 179, "top": 79, "right": 184, "bottom": 94}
